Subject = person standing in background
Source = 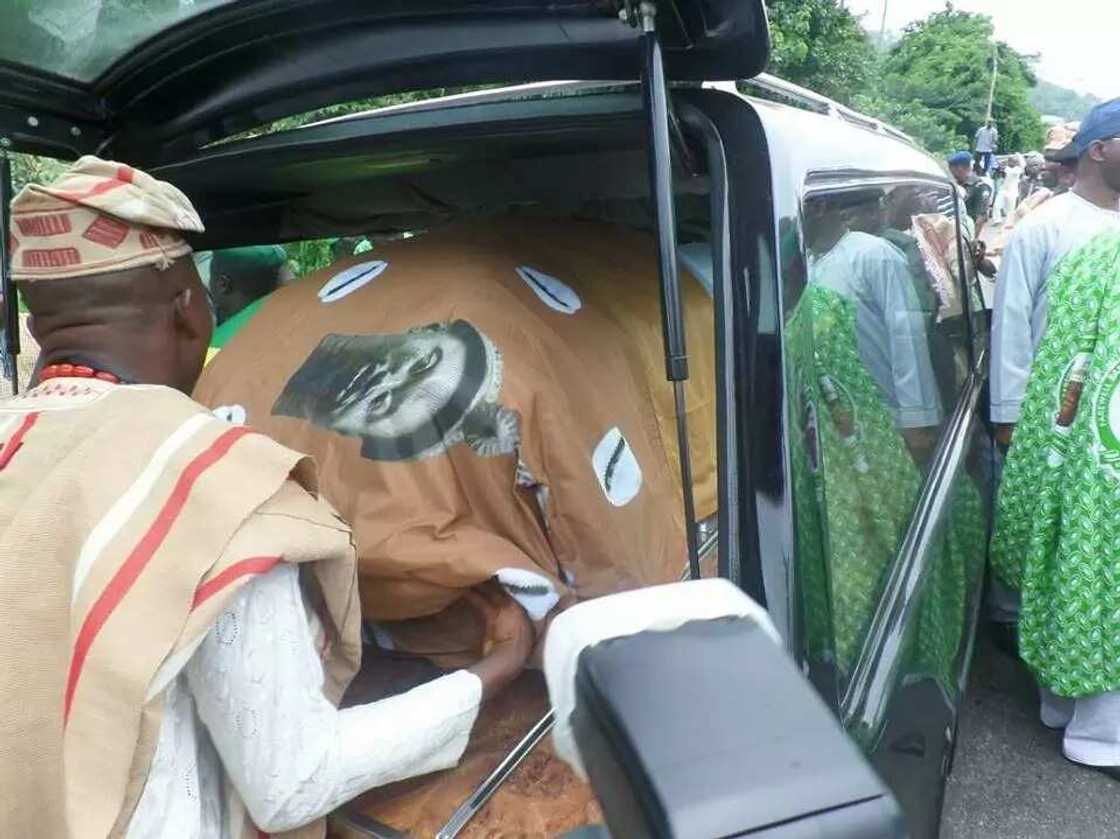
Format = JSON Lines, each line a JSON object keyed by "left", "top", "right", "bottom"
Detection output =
{"left": 948, "top": 151, "right": 993, "bottom": 239}
{"left": 990, "top": 99, "right": 1120, "bottom": 449}
{"left": 995, "top": 154, "right": 1024, "bottom": 222}
{"left": 990, "top": 232, "right": 1120, "bottom": 774}
{"left": 974, "top": 120, "right": 999, "bottom": 175}
{"left": 986, "top": 99, "right": 1120, "bottom": 668}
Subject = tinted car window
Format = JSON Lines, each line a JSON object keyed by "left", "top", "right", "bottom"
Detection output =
{"left": 787, "top": 181, "right": 983, "bottom": 700}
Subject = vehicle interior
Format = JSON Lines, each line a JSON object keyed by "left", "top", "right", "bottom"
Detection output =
{"left": 166, "top": 84, "right": 744, "bottom": 837}
{"left": 0, "top": 3, "right": 994, "bottom": 837}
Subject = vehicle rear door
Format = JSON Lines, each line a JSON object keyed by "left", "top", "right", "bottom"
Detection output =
{"left": 0, "top": 0, "right": 768, "bottom": 164}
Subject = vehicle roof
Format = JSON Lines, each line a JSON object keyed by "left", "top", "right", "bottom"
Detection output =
{"left": 744, "top": 93, "right": 948, "bottom": 185}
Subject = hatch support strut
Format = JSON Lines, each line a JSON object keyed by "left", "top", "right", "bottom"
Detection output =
{"left": 635, "top": 1, "right": 700, "bottom": 579}
{"left": 0, "top": 148, "right": 18, "bottom": 394}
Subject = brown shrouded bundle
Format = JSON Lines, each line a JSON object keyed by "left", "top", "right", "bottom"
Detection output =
{"left": 195, "top": 217, "right": 715, "bottom": 661}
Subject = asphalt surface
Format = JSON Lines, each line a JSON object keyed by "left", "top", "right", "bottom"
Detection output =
{"left": 940, "top": 633, "right": 1120, "bottom": 838}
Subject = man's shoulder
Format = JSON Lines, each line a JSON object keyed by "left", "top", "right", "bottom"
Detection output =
{"left": 845, "top": 231, "right": 909, "bottom": 267}
{"left": 1013, "top": 192, "right": 1078, "bottom": 233}
{"left": 966, "top": 175, "right": 991, "bottom": 194}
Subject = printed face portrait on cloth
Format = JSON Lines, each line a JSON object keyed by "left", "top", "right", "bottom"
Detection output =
{"left": 272, "top": 319, "right": 521, "bottom": 462}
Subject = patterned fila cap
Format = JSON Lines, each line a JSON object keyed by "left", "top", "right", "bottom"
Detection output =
{"left": 9, "top": 155, "right": 204, "bottom": 282}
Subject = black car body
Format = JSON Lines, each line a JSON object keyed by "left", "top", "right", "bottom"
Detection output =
{"left": 0, "top": 3, "right": 990, "bottom": 836}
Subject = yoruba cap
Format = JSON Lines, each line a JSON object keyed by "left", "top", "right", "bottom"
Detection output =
{"left": 9, "top": 155, "right": 204, "bottom": 283}
{"left": 1072, "top": 98, "right": 1120, "bottom": 157}
{"left": 947, "top": 151, "right": 973, "bottom": 167}
{"left": 1044, "top": 121, "right": 1079, "bottom": 154}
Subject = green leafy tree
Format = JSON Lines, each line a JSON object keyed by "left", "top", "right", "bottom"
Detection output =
{"left": 765, "top": 0, "right": 878, "bottom": 103}
{"left": 875, "top": 7, "right": 1044, "bottom": 155}
{"left": 9, "top": 153, "right": 67, "bottom": 195}
{"left": 766, "top": 1, "right": 1045, "bottom": 157}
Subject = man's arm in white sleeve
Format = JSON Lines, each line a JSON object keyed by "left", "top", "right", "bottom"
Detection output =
{"left": 878, "top": 252, "right": 943, "bottom": 428}
{"left": 990, "top": 225, "right": 1040, "bottom": 424}
{"left": 185, "top": 563, "right": 482, "bottom": 834}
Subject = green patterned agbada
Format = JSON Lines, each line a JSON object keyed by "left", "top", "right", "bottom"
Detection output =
{"left": 788, "top": 284, "right": 976, "bottom": 687}
{"left": 992, "top": 232, "right": 1120, "bottom": 696}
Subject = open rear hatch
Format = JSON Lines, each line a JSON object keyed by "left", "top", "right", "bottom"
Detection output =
{"left": 0, "top": 0, "right": 768, "bottom": 165}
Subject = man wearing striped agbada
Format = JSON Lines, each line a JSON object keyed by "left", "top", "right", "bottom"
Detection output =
{"left": 0, "top": 157, "right": 532, "bottom": 839}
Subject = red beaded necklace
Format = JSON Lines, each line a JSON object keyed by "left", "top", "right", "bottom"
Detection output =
{"left": 38, "top": 363, "right": 122, "bottom": 384}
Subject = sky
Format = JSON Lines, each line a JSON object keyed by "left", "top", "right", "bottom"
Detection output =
{"left": 845, "top": 0, "right": 1118, "bottom": 99}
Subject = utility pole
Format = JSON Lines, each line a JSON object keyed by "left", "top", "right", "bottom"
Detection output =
{"left": 879, "top": 0, "right": 889, "bottom": 46}
{"left": 986, "top": 41, "right": 999, "bottom": 123}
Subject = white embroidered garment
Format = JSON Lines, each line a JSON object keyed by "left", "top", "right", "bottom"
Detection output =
{"left": 989, "top": 191, "right": 1120, "bottom": 423}
{"left": 126, "top": 564, "right": 482, "bottom": 838}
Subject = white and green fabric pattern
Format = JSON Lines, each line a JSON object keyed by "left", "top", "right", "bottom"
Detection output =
{"left": 788, "top": 284, "right": 977, "bottom": 688}
{"left": 992, "top": 232, "right": 1120, "bottom": 696}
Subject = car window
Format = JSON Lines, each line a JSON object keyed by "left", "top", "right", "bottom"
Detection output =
{"left": 0, "top": 0, "right": 238, "bottom": 82}
{"left": 787, "top": 180, "right": 980, "bottom": 700}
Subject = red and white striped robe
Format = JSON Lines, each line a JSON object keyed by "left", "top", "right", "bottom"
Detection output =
{"left": 0, "top": 378, "right": 361, "bottom": 839}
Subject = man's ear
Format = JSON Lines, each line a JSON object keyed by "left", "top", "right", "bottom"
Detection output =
{"left": 1088, "top": 141, "right": 1108, "bottom": 164}
{"left": 173, "top": 287, "right": 206, "bottom": 341}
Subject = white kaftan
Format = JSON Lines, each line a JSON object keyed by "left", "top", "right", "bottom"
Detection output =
{"left": 126, "top": 564, "right": 482, "bottom": 838}
{"left": 989, "top": 191, "right": 1120, "bottom": 423}
{"left": 994, "top": 165, "right": 1022, "bottom": 221}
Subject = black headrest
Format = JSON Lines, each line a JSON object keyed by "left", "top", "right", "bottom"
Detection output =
{"left": 571, "top": 617, "right": 906, "bottom": 838}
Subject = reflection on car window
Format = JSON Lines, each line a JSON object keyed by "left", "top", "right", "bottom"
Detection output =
{"left": 0, "top": 0, "right": 237, "bottom": 81}
{"left": 788, "top": 183, "right": 986, "bottom": 707}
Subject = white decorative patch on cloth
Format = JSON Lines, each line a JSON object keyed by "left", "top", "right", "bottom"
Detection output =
{"left": 212, "top": 404, "right": 247, "bottom": 425}
{"left": 318, "top": 260, "right": 388, "bottom": 303}
{"left": 591, "top": 427, "right": 642, "bottom": 506}
{"left": 515, "top": 266, "right": 582, "bottom": 314}
{"left": 495, "top": 568, "right": 560, "bottom": 621}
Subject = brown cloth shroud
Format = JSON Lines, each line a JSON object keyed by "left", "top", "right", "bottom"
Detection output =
{"left": 195, "top": 217, "right": 715, "bottom": 661}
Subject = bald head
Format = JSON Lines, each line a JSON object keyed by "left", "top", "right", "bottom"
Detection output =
{"left": 23, "top": 257, "right": 212, "bottom": 393}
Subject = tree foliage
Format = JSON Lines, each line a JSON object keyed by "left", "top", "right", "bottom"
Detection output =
{"left": 764, "top": 1, "right": 1046, "bottom": 158}
{"left": 10, "top": 154, "right": 67, "bottom": 196}
{"left": 765, "top": 0, "right": 877, "bottom": 103}
{"left": 878, "top": 8, "right": 1044, "bottom": 155}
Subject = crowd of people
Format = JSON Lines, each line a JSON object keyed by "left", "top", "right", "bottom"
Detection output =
{"left": 0, "top": 79, "right": 1118, "bottom": 835}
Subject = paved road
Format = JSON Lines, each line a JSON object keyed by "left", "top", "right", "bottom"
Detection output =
{"left": 940, "top": 634, "right": 1120, "bottom": 838}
